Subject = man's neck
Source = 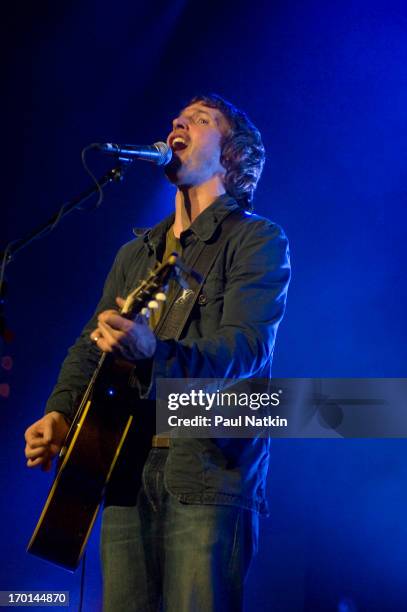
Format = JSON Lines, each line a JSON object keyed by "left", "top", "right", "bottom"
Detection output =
{"left": 173, "top": 178, "right": 226, "bottom": 238}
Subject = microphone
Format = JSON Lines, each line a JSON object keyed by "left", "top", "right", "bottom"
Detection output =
{"left": 97, "top": 141, "right": 172, "bottom": 166}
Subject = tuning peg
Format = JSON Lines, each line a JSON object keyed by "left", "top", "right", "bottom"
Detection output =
{"left": 155, "top": 292, "right": 166, "bottom": 302}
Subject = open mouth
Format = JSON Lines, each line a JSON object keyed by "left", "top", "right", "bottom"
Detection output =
{"left": 170, "top": 135, "right": 189, "bottom": 151}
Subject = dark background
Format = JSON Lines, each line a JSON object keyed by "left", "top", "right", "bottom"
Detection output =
{"left": 1, "top": 1, "right": 406, "bottom": 610}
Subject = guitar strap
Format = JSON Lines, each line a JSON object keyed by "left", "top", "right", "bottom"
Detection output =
{"left": 153, "top": 206, "right": 246, "bottom": 342}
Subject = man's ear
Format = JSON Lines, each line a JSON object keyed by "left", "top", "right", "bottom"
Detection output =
{"left": 218, "top": 169, "right": 226, "bottom": 185}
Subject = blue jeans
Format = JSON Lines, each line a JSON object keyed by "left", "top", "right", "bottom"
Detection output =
{"left": 101, "top": 448, "right": 259, "bottom": 612}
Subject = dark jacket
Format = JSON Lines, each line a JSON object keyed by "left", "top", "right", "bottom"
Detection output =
{"left": 45, "top": 195, "right": 291, "bottom": 513}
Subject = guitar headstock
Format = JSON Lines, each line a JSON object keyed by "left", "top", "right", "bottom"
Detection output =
{"left": 120, "top": 252, "right": 185, "bottom": 320}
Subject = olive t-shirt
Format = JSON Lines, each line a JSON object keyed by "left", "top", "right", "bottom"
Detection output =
{"left": 149, "top": 225, "right": 182, "bottom": 330}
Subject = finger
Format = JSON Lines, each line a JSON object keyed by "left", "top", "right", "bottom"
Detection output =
{"left": 98, "top": 309, "right": 123, "bottom": 325}
{"left": 98, "top": 319, "right": 125, "bottom": 346}
{"left": 24, "top": 423, "right": 42, "bottom": 443}
{"left": 99, "top": 312, "right": 131, "bottom": 332}
{"left": 90, "top": 327, "right": 102, "bottom": 343}
{"left": 115, "top": 296, "right": 125, "bottom": 308}
{"left": 27, "top": 456, "right": 48, "bottom": 468}
{"left": 25, "top": 445, "right": 48, "bottom": 459}
{"left": 93, "top": 321, "right": 117, "bottom": 353}
{"left": 25, "top": 424, "right": 50, "bottom": 446}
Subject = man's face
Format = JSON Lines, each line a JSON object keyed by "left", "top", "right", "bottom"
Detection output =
{"left": 165, "top": 102, "right": 230, "bottom": 187}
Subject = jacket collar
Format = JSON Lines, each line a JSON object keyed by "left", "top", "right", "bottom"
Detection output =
{"left": 142, "top": 194, "right": 240, "bottom": 253}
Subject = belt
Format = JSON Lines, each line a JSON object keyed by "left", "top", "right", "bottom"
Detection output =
{"left": 151, "top": 434, "right": 170, "bottom": 448}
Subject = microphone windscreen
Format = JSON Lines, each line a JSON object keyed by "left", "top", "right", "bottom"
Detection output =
{"left": 153, "top": 142, "right": 173, "bottom": 166}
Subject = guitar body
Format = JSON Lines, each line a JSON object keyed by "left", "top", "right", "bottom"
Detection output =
{"left": 27, "top": 255, "right": 182, "bottom": 571}
{"left": 27, "top": 360, "right": 134, "bottom": 570}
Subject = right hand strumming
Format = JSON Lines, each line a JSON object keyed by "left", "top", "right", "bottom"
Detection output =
{"left": 24, "top": 411, "right": 70, "bottom": 472}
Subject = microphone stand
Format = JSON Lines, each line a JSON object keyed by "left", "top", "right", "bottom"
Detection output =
{"left": 0, "top": 162, "right": 128, "bottom": 351}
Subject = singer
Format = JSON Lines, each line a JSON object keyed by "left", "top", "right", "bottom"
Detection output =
{"left": 24, "top": 94, "right": 290, "bottom": 611}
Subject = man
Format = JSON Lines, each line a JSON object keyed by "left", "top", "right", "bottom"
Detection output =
{"left": 24, "top": 94, "right": 290, "bottom": 611}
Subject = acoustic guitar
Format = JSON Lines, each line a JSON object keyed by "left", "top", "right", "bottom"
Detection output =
{"left": 27, "top": 253, "right": 185, "bottom": 570}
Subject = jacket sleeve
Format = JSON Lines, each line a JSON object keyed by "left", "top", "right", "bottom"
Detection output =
{"left": 144, "top": 220, "right": 290, "bottom": 394}
{"left": 44, "top": 243, "right": 133, "bottom": 421}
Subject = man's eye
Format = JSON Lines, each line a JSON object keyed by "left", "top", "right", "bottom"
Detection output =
{"left": 196, "top": 117, "right": 209, "bottom": 124}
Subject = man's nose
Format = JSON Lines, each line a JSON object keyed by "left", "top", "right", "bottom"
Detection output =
{"left": 172, "top": 115, "right": 189, "bottom": 130}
